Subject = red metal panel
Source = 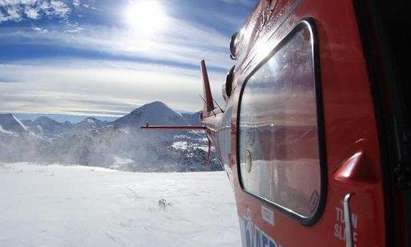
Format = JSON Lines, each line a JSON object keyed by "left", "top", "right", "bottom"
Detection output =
{"left": 204, "top": 0, "right": 390, "bottom": 246}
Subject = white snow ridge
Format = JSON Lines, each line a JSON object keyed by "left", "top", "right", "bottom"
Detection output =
{"left": 0, "top": 163, "right": 241, "bottom": 247}
{"left": 0, "top": 125, "right": 14, "bottom": 135}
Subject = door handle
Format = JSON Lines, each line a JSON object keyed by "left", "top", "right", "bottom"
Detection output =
{"left": 343, "top": 193, "right": 354, "bottom": 247}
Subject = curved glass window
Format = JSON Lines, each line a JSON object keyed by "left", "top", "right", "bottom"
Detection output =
{"left": 238, "top": 23, "right": 322, "bottom": 219}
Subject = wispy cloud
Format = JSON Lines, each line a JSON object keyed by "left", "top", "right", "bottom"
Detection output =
{"left": 218, "top": 0, "right": 256, "bottom": 7}
{"left": 0, "top": 14, "right": 234, "bottom": 70}
{"left": 0, "top": 59, "right": 226, "bottom": 115}
{"left": 0, "top": 0, "right": 70, "bottom": 23}
{"left": 72, "top": 0, "right": 79, "bottom": 7}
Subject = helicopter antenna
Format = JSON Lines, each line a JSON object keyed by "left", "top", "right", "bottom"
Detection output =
{"left": 199, "top": 94, "right": 216, "bottom": 117}
{"left": 199, "top": 94, "right": 207, "bottom": 105}
{"left": 213, "top": 99, "right": 224, "bottom": 113}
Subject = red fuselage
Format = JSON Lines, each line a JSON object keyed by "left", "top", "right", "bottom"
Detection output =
{"left": 203, "top": 0, "right": 410, "bottom": 246}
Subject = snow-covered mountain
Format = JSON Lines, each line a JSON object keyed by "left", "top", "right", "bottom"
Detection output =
{"left": 0, "top": 163, "right": 240, "bottom": 247}
{"left": 0, "top": 102, "right": 221, "bottom": 172}
{"left": 24, "top": 116, "right": 72, "bottom": 137}
{"left": 113, "top": 101, "right": 187, "bottom": 128}
{"left": 73, "top": 117, "right": 106, "bottom": 130}
{"left": 0, "top": 113, "right": 28, "bottom": 135}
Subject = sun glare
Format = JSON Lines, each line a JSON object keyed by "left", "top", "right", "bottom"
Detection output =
{"left": 125, "top": 1, "right": 167, "bottom": 36}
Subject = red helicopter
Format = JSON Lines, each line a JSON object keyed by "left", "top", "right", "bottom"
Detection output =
{"left": 144, "top": 0, "right": 411, "bottom": 246}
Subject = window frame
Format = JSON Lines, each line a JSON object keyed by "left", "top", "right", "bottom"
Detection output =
{"left": 236, "top": 19, "right": 327, "bottom": 226}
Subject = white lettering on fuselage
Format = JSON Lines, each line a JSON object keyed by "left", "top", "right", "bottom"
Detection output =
{"left": 334, "top": 206, "right": 358, "bottom": 246}
{"left": 240, "top": 210, "right": 282, "bottom": 247}
{"left": 261, "top": 206, "right": 275, "bottom": 226}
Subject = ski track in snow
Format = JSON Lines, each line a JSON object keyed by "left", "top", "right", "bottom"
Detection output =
{"left": 0, "top": 163, "right": 241, "bottom": 247}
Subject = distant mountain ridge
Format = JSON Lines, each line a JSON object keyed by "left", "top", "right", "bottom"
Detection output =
{"left": 24, "top": 116, "right": 72, "bottom": 137}
{"left": 0, "top": 101, "right": 220, "bottom": 172}
{"left": 15, "top": 102, "right": 201, "bottom": 137}
{"left": 7, "top": 102, "right": 200, "bottom": 129}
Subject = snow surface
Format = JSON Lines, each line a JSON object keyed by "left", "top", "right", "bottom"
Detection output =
{"left": 172, "top": 141, "right": 188, "bottom": 150}
{"left": 110, "top": 156, "right": 136, "bottom": 170}
{"left": 0, "top": 163, "right": 241, "bottom": 247}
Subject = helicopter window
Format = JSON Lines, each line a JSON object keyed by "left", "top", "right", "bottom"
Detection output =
{"left": 238, "top": 22, "right": 323, "bottom": 220}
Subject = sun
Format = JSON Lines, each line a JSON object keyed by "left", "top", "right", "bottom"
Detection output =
{"left": 125, "top": 1, "right": 167, "bottom": 36}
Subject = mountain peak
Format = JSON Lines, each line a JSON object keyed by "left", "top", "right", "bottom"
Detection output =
{"left": 145, "top": 101, "right": 166, "bottom": 107}
{"left": 114, "top": 101, "right": 186, "bottom": 128}
{"left": 132, "top": 101, "right": 169, "bottom": 113}
{"left": 82, "top": 117, "right": 101, "bottom": 123}
{"left": 74, "top": 117, "right": 105, "bottom": 129}
{"left": 34, "top": 116, "right": 61, "bottom": 125}
{"left": 0, "top": 113, "right": 28, "bottom": 133}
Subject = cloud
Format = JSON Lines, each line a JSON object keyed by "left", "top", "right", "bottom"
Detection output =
{"left": 0, "top": 59, "right": 226, "bottom": 115}
{"left": 219, "top": 0, "right": 256, "bottom": 7}
{"left": 24, "top": 7, "right": 39, "bottom": 19}
{"left": 0, "top": 0, "right": 70, "bottom": 23}
{"left": 47, "top": 0, "right": 69, "bottom": 17}
{"left": 0, "top": 4, "right": 20, "bottom": 22}
{"left": 0, "top": 1, "right": 250, "bottom": 116}
{"left": 0, "top": 14, "right": 235, "bottom": 70}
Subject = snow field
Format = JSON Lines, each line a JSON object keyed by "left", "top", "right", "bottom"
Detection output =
{"left": 0, "top": 163, "right": 241, "bottom": 247}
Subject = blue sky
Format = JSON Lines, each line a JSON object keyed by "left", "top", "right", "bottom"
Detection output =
{"left": 0, "top": 0, "right": 255, "bottom": 118}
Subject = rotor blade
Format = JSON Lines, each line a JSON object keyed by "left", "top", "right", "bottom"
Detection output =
{"left": 141, "top": 124, "right": 206, "bottom": 130}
